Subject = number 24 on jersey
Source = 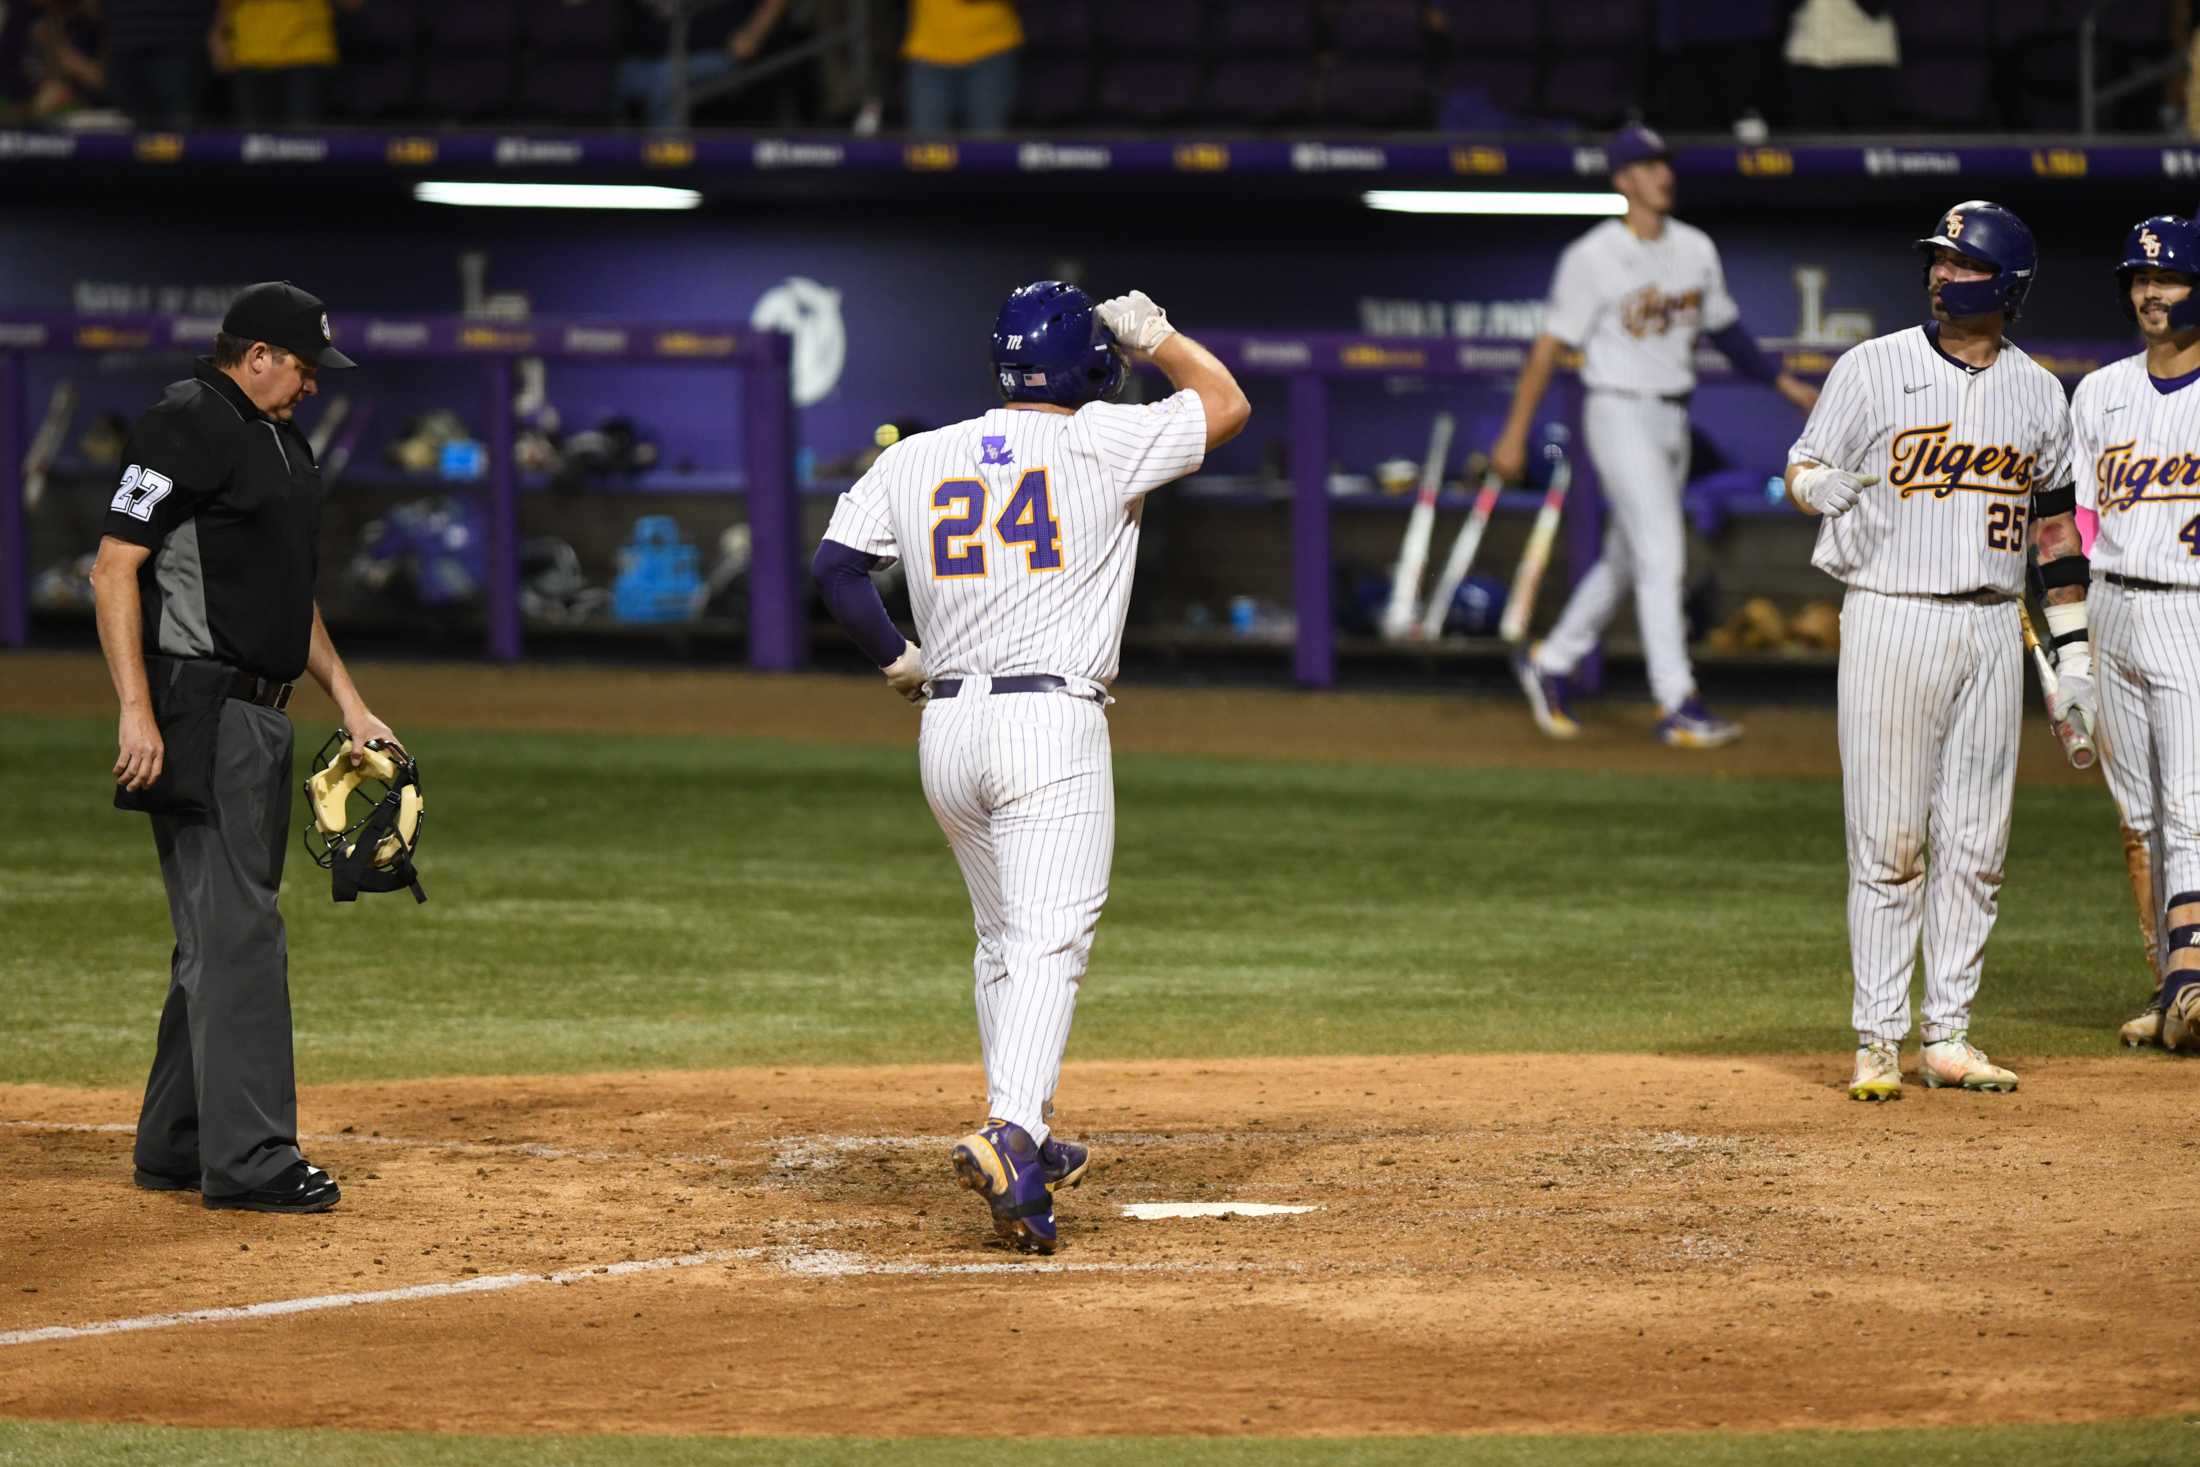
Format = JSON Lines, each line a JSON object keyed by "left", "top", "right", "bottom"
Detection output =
{"left": 932, "top": 470, "right": 1063, "bottom": 578}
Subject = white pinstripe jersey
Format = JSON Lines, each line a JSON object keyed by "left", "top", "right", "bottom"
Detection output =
{"left": 2071, "top": 353, "right": 2200, "bottom": 586}
{"left": 1544, "top": 217, "right": 1739, "bottom": 397}
{"left": 823, "top": 389, "right": 1207, "bottom": 684}
{"left": 1790, "top": 326, "right": 2073, "bottom": 596}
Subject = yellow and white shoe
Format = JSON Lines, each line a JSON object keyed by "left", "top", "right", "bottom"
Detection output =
{"left": 2120, "top": 1001, "right": 2164, "bottom": 1048}
{"left": 1848, "top": 1041, "right": 1902, "bottom": 1102}
{"left": 2163, "top": 984, "right": 2200, "bottom": 1053}
{"left": 1919, "top": 1036, "right": 2017, "bottom": 1093}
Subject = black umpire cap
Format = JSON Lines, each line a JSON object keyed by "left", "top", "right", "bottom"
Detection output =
{"left": 221, "top": 281, "right": 357, "bottom": 369}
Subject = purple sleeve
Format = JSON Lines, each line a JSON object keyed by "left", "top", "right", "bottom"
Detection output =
{"left": 812, "top": 538, "right": 908, "bottom": 668}
{"left": 1706, "top": 321, "right": 1782, "bottom": 387}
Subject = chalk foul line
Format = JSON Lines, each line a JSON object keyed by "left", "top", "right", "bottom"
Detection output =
{"left": 0, "top": 1249, "right": 740, "bottom": 1348}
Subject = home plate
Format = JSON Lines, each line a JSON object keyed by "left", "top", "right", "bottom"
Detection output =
{"left": 1119, "top": 1203, "right": 1320, "bottom": 1221}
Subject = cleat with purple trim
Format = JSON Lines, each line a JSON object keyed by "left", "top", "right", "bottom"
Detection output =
{"left": 951, "top": 1119, "right": 1057, "bottom": 1254}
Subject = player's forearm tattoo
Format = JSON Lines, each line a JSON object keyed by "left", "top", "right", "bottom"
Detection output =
{"left": 2034, "top": 514, "right": 2088, "bottom": 604}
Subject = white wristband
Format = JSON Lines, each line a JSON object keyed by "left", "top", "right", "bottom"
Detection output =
{"left": 2042, "top": 600, "right": 2091, "bottom": 674}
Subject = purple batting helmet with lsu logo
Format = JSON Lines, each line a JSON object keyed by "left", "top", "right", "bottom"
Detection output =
{"left": 989, "top": 280, "right": 1128, "bottom": 408}
{"left": 2117, "top": 215, "right": 2200, "bottom": 330}
{"left": 1915, "top": 200, "right": 2038, "bottom": 320}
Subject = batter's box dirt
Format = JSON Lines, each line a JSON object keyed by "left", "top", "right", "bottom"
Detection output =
{"left": 3, "top": 1054, "right": 2198, "bottom": 1437}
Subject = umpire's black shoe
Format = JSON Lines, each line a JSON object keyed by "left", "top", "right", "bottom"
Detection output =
{"left": 203, "top": 1161, "right": 340, "bottom": 1214}
{"left": 133, "top": 1165, "right": 200, "bottom": 1192}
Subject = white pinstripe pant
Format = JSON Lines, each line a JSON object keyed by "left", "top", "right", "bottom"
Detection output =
{"left": 919, "top": 679, "right": 1114, "bottom": 1143}
{"left": 2093, "top": 582, "right": 2200, "bottom": 940}
{"left": 1535, "top": 393, "right": 1696, "bottom": 713}
{"left": 1838, "top": 589, "right": 2020, "bottom": 1045}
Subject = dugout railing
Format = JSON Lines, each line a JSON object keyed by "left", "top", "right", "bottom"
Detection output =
{"left": 0, "top": 323, "right": 2137, "bottom": 687}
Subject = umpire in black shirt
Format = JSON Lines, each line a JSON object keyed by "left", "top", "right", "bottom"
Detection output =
{"left": 89, "top": 281, "right": 397, "bottom": 1214}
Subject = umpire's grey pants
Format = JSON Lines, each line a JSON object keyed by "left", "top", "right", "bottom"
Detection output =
{"left": 132, "top": 699, "right": 302, "bottom": 1195}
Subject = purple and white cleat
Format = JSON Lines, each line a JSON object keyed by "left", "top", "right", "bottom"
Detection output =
{"left": 951, "top": 1119, "right": 1058, "bottom": 1254}
{"left": 1039, "top": 1135, "right": 1088, "bottom": 1192}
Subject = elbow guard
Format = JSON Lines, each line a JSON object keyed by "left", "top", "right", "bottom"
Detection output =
{"left": 2032, "top": 483, "right": 2077, "bottom": 518}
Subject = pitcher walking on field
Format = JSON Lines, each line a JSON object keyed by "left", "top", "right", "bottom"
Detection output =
{"left": 1495, "top": 124, "right": 1819, "bottom": 748}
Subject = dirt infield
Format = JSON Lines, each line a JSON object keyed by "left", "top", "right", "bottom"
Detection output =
{"left": 5, "top": 1054, "right": 2197, "bottom": 1438}
{"left": 0, "top": 648, "right": 2100, "bottom": 785}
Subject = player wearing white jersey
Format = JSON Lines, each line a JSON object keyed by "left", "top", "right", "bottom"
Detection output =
{"left": 1784, "top": 201, "right": 2090, "bottom": 1101}
{"left": 2072, "top": 215, "right": 2200, "bottom": 1053}
{"left": 812, "top": 282, "right": 1249, "bottom": 1251}
{"left": 1494, "top": 124, "right": 1819, "bottom": 748}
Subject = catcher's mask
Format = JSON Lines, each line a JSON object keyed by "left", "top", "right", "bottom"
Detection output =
{"left": 303, "top": 730, "right": 425, "bottom": 903}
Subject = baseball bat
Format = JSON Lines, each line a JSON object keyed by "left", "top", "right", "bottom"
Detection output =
{"left": 308, "top": 394, "right": 351, "bottom": 462}
{"left": 2018, "top": 600, "right": 2096, "bottom": 771}
{"left": 1498, "top": 449, "right": 1573, "bottom": 646}
{"left": 22, "top": 381, "right": 77, "bottom": 513}
{"left": 1379, "top": 411, "right": 1456, "bottom": 641}
{"left": 1418, "top": 468, "right": 1505, "bottom": 640}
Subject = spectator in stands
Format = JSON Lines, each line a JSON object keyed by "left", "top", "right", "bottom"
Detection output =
{"left": 902, "top": 0, "right": 1019, "bottom": 134}
{"left": 24, "top": 0, "right": 107, "bottom": 121}
{"left": 619, "top": 0, "right": 800, "bottom": 128}
{"left": 1783, "top": 0, "right": 1898, "bottom": 130}
{"left": 104, "top": 0, "right": 211, "bottom": 126}
{"left": 210, "top": 0, "right": 357, "bottom": 126}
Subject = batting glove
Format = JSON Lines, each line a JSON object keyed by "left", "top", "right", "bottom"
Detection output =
{"left": 1794, "top": 465, "right": 1877, "bottom": 519}
{"left": 883, "top": 641, "right": 928, "bottom": 705}
{"left": 2051, "top": 665, "right": 2097, "bottom": 728}
{"left": 1097, "top": 290, "right": 1175, "bottom": 355}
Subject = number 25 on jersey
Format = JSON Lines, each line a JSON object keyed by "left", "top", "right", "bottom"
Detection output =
{"left": 932, "top": 470, "right": 1063, "bottom": 578}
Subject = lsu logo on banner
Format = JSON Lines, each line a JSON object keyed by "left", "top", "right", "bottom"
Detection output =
{"left": 1173, "top": 143, "right": 1230, "bottom": 172}
{"left": 904, "top": 143, "right": 959, "bottom": 171}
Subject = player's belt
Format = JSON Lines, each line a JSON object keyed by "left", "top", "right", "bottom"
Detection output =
{"left": 2103, "top": 572, "right": 2192, "bottom": 592}
{"left": 1592, "top": 387, "right": 1692, "bottom": 407}
{"left": 225, "top": 670, "right": 295, "bottom": 709}
{"left": 931, "top": 675, "right": 1105, "bottom": 705}
{"left": 1927, "top": 588, "right": 2014, "bottom": 605}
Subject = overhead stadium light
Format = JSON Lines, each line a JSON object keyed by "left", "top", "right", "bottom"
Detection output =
{"left": 413, "top": 182, "right": 703, "bottom": 210}
{"left": 1362, "top": 190, "right": 1625, "bottom": 217}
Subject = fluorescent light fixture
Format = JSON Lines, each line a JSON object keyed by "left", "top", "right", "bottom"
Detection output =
{"left": 1362, "top": 190, "right": 1625, "bottom": 217}
{"left": 413, "top": 181, "right": 703, "bottom": 210}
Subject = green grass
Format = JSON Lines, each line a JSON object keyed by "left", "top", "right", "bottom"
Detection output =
{"left": 0, "top": 713, "right": 2149, "bottom": 1089}
{"left": 2, "top": 1420, "right": 2196, "bottom": 1467}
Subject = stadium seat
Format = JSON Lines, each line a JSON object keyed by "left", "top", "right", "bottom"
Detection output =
{"left": 1329, "top": 0, "right": 1428, "bottom": 55}
{"left": 1095, "top": 8, "right": 1205, "bottom": 52}
{"left": 1205, "top": 58, "right": 1317, "bottom": 124}
{"left": 1541, "top": 55, "right": 1644, "bottom": 128}
{"left": 531, "top": 0, "right": 617, "bottom": 52}
{"left": 1543, "top": 0, "right": 1649, "bottom": 50}
{"left": 1019, "top": 57, "right": 1095, "bottom": 127}
{"left": 424, "top": 0, "right": 519, "bottom": 53}
{"left": 420, "top": 0, "right": 518, "bottom": 119}
{"left": 1438, "top": 57, "right": 1538, "bottom": 117}
{"left": 1890, "top": 0, "right": 1991, "bottom": 51}
{"left": 1020, "top": 0, "right": 1093, "bottom": 51}
{"left": 2096, "top": 0, "right": 2168, "bottom": 46}
{"left": 1097, "top": 59, "right": 1204, "bottom": 123}
{"left": 1899, "top": 58, "right": 1991, "bottom": 128}
{"left": 1321, "top": 58, "right": 1429, "bottom": 127}
{"left": 333, "top": 0, "right": 419, "bottom": 120}
{"left": 520, "top": 58, "right": 616, "bottom": 122}
{"left": 1988, "top": 0, "right": 2064, "bottom": 43}
{"left": 1216, "top": 0, "right": 1316, "bottom": 53}
{"left": 1434, "top": 0, "right": 1538, "bottom": 51}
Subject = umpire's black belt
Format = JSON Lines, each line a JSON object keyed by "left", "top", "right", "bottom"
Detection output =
{"left": 2104, "top": 572, "right": 2194, "bottom": 593}
{"left": 225, "top": 669, "right": 294, "bottom": 709}
{"left": 930, "top": 674, "right": 1105, "bottom": 705}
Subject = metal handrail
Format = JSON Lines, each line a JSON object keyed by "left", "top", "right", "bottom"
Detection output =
{"left": 2079, "top": 0, "right": 2189, "bottom": 137}
{"left": 652, "top": 0, "right": 877, "bottom": 129}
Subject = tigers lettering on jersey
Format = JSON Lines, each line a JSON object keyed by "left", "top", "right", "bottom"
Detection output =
{"left": 1619, "top": 286, "right": 1704, "bottom": 339}
{"left": 1791, "top": 325, "right": 2073, "bottom": 596}
{"left": 2070, "top": 353, "right": 2200, "bottom": 584}
{"left": 1886, "top": 423, "right": 2037, "bottom": 498}
{"left": 2093, "top": 440, "right": 2200, "bottom": 511}
{"left": 1542, "top": 217, "right": 1740, "bottom": 397}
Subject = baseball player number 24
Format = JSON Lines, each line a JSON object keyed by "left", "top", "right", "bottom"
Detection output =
{"left": 931, "top": 470, "right": 1063, "bottom": 576}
